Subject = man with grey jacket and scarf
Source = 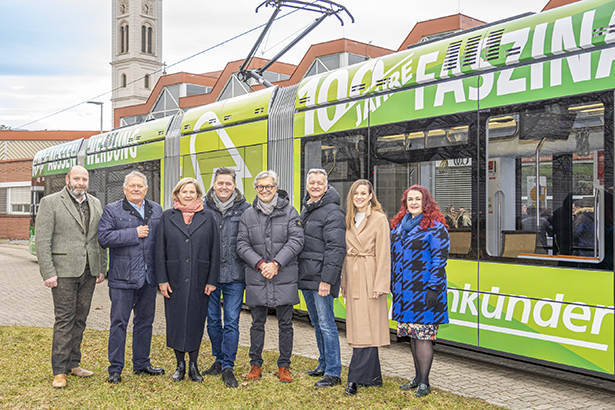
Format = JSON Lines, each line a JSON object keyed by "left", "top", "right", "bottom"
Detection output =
{"left": 298, "top": 168, "right": 346, "bottom": 388}
{"left": 203, "top": 167, "right": 250, "bottom": 388}
{"left": 237, "top": 170, "right": 304, "bottom": 383}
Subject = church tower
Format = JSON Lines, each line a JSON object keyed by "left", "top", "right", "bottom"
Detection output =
{"left": 111, "top": 0, "right": 163, "bottom": 111}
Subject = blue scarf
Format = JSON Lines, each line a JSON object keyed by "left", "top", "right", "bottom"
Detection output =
{"left": 401, "top": 213, "right": 422, "bottom": 236}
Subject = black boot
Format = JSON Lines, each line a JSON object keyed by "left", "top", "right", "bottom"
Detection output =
{"left": 188, "top": 362, "right": 203, "bottom": 382}
{"left": 172, "top": 362, "right": 186, "bottom": 382}
{"left": 345, "top": 381, "right": 358, "bottom": 396}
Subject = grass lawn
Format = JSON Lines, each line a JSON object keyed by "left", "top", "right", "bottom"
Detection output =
{"left": 0, "top": 326, "right": 503, "bottom": 410}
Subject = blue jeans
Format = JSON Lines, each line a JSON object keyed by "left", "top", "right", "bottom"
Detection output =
{"left": 206, "top": 282, "right": 245, "bottom": 370}
{"left": 302, "top": 290, "right": 341, "bottom": 377}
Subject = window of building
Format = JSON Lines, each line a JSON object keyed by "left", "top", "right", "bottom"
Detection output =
{"left": 119, "top": 22, "right": 129, "bottom": 54}
{"left": 0, "top": 184, "right": 31, "bottom": 215}
{"left": 151, "top": 85, "right": 180, "bottom": 118}
{"left": 262, "top": 71, "right": 291, "bottom": 83}
{"left": 148, "top": 27, "right": 153, "bottom": 54}
{"left": 218, "top": 74, "right": 251, "bottom": 101}
{"left": 141, "top": 25, "right": 153, "bottom": 54}
{"left": 144, "top": 74, "right": 150, "bottom": 89}
{"left": 141, "top": 26, "right": 146, "bottom": 53}
{"left": 121, "top": 74, "right": 127, "bottom": 88}
{"left": 304, "top": 53, "right": 369, "bottom": 79}
{"left": 186, "top": 84, "right": 212, "bottom": 96}
{"left": 120, "top": 115, "right": 148, "bottom": 126}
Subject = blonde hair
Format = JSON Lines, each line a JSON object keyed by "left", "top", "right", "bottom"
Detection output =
{"left": 171, "top": 177, "right": 203, "bottom": 201}
{"left": 345, "top": 179, "right": 384, "bottom": 229}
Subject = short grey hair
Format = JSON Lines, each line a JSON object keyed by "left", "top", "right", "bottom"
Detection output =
{"left": 306, "top": 168, "right": 328, "bottom": 185}
{"left": 214, "top": 167, "right": 236, "bottom": 183}
{"left": 123, "top": 170, "right": 148, "bottom": 189}
{"left": 253, "top": 170, "right": 279, "bottom": 188}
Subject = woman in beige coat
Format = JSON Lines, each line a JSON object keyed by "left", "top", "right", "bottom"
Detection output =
{"left": 341, "top": 179, "right": 390, "bottom": 396}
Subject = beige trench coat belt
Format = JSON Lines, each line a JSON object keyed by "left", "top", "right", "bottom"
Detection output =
{"left": 346, "top": 248, "right": 375, "bottom": 299}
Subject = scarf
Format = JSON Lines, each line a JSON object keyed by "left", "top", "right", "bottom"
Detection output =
{"left": 213, "top": 190, "right": 237, "bottom": 214}
{"left": 256, "top": 192, "right": 278, "bottom": 216}
{"left": 401, "top": 213, "right": 423, "bottom": 236}
{"left": 173, "top": 198, "right": 204, "bottom": 224}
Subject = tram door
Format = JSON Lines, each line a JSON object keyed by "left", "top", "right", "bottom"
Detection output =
{"left": 370, "top": 113, "right": 477, "bottom": 259}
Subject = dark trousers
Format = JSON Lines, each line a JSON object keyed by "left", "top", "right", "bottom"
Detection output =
{"left": 347, "top": 347, "right": 383, "bottom": 386}
{"left": 51, "top": 270, "right": 97, "bottom": 376}
{"left": 108, "top": 284, "right": 158, "bottom": 374}
{"left": 249, "top": 305, "right": 293, "bottom": 368}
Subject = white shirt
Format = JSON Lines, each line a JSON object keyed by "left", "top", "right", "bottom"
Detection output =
{"left": 354, "top": 212, "right": 366, "bottom": 228}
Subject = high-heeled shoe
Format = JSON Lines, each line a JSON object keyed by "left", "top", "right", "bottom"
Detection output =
{"left": 172, "top": 362, "right": 185, "bottom": 382}
{"left": 188, "top": 361, "right": 203, "bottom": 382}
{"left": 400, "top": 378, "right": 419, "bottom": 390}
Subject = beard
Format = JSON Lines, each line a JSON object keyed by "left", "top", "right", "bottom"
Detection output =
{"left": 68, "top": 182, "right": 87, "bottom": 198}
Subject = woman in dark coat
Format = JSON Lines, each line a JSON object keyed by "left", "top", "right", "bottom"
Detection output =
{"left": 390, "top": 185, "right": 449, "bottom": 398}
{"left": 155, "top": 177, "right": 220, "bottom": 382}
{"left": 237, "top": 170, "right": 304, "bottom": 383}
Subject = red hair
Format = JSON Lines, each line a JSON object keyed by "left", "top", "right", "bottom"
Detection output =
{"left": 390, "top": 185, "right": 448, "bottom": 230}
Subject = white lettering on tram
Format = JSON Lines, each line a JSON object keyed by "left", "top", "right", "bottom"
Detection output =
{"left": 447, "top": 284, "right": 615, "bottom": 345}
{"left": 416, "top": 51, "right": 439, "bottom": 84}
{"left": 85, "top": 147, "right": 137, "bottom": 166}
{"left": 303, "top": 5, "right": 615, "bottom": 133}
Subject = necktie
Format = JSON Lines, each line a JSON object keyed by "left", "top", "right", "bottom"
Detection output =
{"left": 79, "top": 203, "right": 87, "bottom": 234}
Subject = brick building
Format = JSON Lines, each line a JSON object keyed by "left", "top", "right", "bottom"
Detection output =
{"left": 0, "top": 130, "right": 99, "bottom": 240}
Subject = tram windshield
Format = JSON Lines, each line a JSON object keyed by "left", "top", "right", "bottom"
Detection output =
{"left": 486, "top": 100, "right": 611, "bottom": 268}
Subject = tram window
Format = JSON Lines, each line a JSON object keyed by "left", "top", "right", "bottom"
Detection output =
{"left": 486, "top": 100, "right": 610, "bottom": 267}
{"left": 88, "top": 161, "right": 161, "bottom": 207}
{"left": 301, "top": 132, "right": 366, "bottom": 210}
{"left": 373, "top": 158, "right": 473, "bottom": 242}
{"left": 374, "top": 126, "right": 468, "bottom": 155}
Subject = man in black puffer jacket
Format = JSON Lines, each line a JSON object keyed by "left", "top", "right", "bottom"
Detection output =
{"left": 298, "top": 168, "right": 346, "bottom": 388}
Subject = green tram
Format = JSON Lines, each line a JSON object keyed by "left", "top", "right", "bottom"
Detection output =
{"left": 31, "top": 0, "right": 615, "bottom": 378}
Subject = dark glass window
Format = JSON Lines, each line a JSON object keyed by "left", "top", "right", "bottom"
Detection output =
{"left": 485, "top": 95, "right": 612, "bottom": 270}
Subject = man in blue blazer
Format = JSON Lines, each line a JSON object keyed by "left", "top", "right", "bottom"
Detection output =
{"left": 98, "top": 171, "right": 164, "bottom": 384}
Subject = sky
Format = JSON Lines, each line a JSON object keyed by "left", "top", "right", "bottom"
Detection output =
{"left": 0, "top": 0, "right": 552, "bottom": 131}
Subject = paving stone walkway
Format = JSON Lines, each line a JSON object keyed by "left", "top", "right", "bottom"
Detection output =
{"left": 1, "top": 242, "right": 614, "bottom": 409}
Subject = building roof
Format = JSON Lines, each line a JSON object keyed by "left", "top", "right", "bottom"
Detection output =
{"left": 0, "top": 130, "right": 99, "bottom": 141}
{"left": 397, "top": 13, "right": 486, "bottom": 51}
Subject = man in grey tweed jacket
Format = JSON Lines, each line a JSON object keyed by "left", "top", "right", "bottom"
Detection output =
{"left": 35, "top": 166, "right": 107, "bottom": 389}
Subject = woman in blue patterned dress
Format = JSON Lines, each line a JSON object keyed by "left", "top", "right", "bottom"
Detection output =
{"left": 390, "top": 185, "right": 449, "bottom": 397}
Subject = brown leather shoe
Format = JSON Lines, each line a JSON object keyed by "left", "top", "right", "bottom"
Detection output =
{"left": 277, "top": 366, "right": 292, "bottom": 383}
{"left": 52, "top": 374, "right": 67, "bottom": 389}
{"left": 70, "top": 367, "right": 94, "bottom": 377}
{"left": 247, "top": 364, "right": 262, "bottom": 380}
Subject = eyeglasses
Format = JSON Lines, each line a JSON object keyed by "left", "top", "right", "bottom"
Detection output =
{"left": 256, "top": 184, "right": 276, "bottom": 192}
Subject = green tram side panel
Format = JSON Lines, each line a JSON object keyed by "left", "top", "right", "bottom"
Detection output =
{"left": 294, "top": 0, "right": 615, "bottom": 136}
{"left": 293, "top": 0, "right": 615, "bottom": 111}
{"left": 181, "top": 87, "right": 275, "bottom": 135}
{"left": 298, "top": 43, "right": 615, "bottom": 137}
{"left": 32, "top": 138, "right": 84, "bottom": 177}
{"left": 84, "top": 117, "right": 170, "bottom": 170}
{"left": 478, "top": 262, "right": 614, "bottom": 374}
{"left": 180, "top": 121, "right": 268, "bottom": 202}
{"left": 438, "top": 259, "right": 480, "bottom": 346}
